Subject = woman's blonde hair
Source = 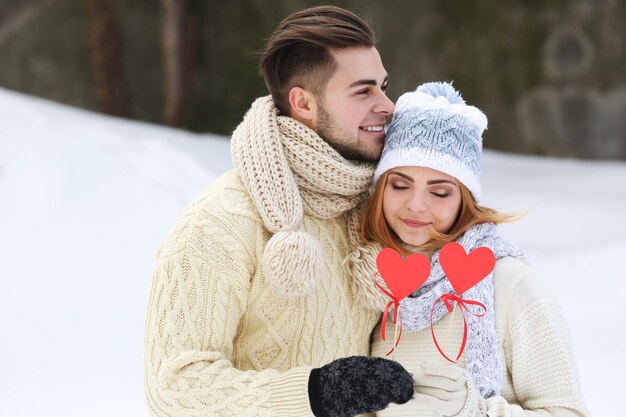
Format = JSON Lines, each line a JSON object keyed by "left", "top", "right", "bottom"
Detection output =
{"left": 361, "top": 171, "right": 522, "bottom": 256}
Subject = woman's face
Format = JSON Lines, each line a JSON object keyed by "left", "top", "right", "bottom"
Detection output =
{"left": 382, "top": 166, "right": 462, "bottom": 247}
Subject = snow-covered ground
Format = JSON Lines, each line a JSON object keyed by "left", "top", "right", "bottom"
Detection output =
{"left": 1, "top": 87, "right": 624, "bottom": 417}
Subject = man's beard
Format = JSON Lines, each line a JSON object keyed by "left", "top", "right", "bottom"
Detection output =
{"left": 316, "top": 104, "right": 380, "bottom": 162}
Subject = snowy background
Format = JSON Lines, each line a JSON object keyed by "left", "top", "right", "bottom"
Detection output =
{"left": 1, "top": 87, "right": 624, "bottom": 417}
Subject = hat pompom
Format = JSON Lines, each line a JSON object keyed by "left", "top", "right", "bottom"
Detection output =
{"left": 417, "top": 82, "right": 465, "bottom": 105}
{"left": 378, "top": 80, "right": 487, "bottom": 200}
{"left": 344, "top": 243, "right": 390, "bottom": 311}
{"left": 262, "top": 230, "right": 324, "bottom": 298}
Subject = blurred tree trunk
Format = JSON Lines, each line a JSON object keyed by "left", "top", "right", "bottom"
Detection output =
{"left": 83, "top": 0, "right": 128, "bottom": 117}
{"left": 161, "top": 0, "right": 193, "bottom": 127}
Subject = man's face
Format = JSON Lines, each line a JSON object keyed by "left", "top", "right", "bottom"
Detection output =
{"left": 314, "top": 47, "right": 394, "bottom": 161}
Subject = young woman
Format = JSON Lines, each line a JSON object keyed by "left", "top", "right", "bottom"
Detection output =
{"left": 345, "top": 82, "right": 590, "bottom": 417}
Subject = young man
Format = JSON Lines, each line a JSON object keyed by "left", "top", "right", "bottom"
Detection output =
{"left": 144, "top": 6, "right": 412, "bottom": 417}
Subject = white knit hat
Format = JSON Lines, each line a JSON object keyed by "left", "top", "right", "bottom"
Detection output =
{"left": 374, "top": 82, "right": 487, "bottom": 200}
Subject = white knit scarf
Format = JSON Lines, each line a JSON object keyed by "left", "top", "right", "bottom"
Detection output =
{"left": 231, "top": 96, "right": 375, "bottom": 298}
{"left": 345, "top": 222, "right": 528, "bottom": 398}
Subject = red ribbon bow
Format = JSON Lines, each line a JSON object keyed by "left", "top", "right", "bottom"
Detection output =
{"left": 374, "top": 278, "right": 404, "bottom": 355}
{"left": 430, "top": 293, "right": 487, "bottom": 363}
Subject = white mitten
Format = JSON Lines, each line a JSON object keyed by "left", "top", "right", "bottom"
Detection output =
{"left": 412, "top": 361, "right": 486, "bottom": 417}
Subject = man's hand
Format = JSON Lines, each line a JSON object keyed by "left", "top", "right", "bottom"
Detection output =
{"left": 308, "top": 356, "right": 413, "bottom": 417}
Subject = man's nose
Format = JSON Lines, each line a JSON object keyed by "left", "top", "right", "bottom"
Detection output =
{"left": 374, "top": 92, "right": 395, "bottom": 115}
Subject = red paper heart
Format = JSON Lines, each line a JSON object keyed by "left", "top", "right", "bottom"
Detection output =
{"left": 376, "top": 248, "right": 431, "bottom": 301}
{"left": 439, "top": 242, "right": 495, "bottom": 295}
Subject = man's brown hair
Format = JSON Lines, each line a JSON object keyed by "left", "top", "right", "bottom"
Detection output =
{"left": 259, "top": 6, "right": 376, "bottom": 115}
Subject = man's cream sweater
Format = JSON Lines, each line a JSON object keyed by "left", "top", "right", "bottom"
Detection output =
{"left": 371, "top": 256, "right": 590, "bottom": 417}
{"left": 144, "top": 170, "right": 380, "bottom": 417}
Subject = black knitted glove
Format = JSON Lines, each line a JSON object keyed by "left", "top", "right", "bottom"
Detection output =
{"left": 308, "top": 356, "right": 414, "bottom": 417}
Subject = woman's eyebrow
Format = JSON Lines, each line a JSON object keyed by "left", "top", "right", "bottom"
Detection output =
{"left": 389, "top": 171, "right": 414, "bottom": 182}
{"left": 389, "top": 172, "right": 457, "bottom": 186}
{"left": 426, "top": 179, "right": 457, "bottom": 186}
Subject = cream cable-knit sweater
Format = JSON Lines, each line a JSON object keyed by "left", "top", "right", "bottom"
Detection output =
{"left": 144, "top": 170, "right": 381, "bottom": 417}
{"left": 371, "top": 256, "right": 590, "bottom": 417}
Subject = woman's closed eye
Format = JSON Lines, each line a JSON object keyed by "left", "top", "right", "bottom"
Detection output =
{"left": 430, "top": 187, "right": 452, "bottom": 198}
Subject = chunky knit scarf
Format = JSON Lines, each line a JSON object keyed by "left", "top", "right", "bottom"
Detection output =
{"left": 231, "top": 96, "right": 375, "bottom": 298}
{"left": 345, "top": 222, "right": 528, "bottom": 398}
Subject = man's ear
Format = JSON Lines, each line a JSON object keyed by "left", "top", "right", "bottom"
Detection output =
{"left": 287, "top": 86, "right": 318, "bottom": 129}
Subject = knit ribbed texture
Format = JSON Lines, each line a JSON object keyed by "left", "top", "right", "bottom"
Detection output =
{"left": 347, "top": 223, "right": 528, "bottom": 398}
{"left": 231, "top": 96, "right": 375, "bottom": 298}
{"left": 373, "top": 82, "right": 486, "bottom": 200}
{"left": 270, "top": 367, "right": 313, "bottom": 416}
{"left": 401, "top": 223, "right": 527, "bottom": 398}
{"left": 343, "top": 201, "right": 392, "bottom": 312}
{"left": 144, "top": 170, "right": 381, "bottom": 417}
{"left": 371, "top": 257, "right": 590, "bottom": 417}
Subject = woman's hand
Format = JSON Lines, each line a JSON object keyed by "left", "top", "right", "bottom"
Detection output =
{"left": 412, "top": 361, "right": 486, "bottom": 417}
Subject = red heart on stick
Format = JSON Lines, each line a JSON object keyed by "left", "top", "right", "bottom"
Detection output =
{"left": 376, "top": 248, "right": 431, "bottom": 301}
{"left": 439, "top": 242, "right": 495, "bottom": 295}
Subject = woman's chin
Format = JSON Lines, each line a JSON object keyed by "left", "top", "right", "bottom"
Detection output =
{"left": 397, "top": 234, "right": 428, "bottom": 248}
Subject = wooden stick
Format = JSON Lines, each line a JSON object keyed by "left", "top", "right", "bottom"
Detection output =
{"left": 392, "top": 310, "right": 399, "bottom": 361}
{"left": 442, "top": 301, "right": 458, "bottom": 359}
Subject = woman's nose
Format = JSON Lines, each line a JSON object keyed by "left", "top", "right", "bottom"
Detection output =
{"left": 406, "top": 193, "right": 427, "bottom": 212}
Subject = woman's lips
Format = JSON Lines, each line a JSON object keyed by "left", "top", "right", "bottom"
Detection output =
{"left": 402, "top": 219, "right": 429, "bottom": 228}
